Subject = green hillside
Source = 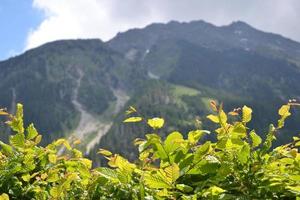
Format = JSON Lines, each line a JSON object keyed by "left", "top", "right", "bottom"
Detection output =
{"left": 1, "top": 20, "right": 300, "bottom": 163}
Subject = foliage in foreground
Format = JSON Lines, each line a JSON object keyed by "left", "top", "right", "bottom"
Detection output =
{"left": 0, "top": 102, "right": 300, "bottom": 199}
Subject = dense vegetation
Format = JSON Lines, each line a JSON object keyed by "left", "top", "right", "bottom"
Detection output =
{"left": 0, "top": 102, "right": 299, "bottom": 199}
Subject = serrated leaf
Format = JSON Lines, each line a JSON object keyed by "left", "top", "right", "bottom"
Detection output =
{"left": 97, "top": 167, "right": 119, "bottom": 182}
{"left": 164, "top": 163, "right": 180, "bottom": 183}
{"left": 10, "top": 133, "right": 25, "bottom": 148}
{"left": 144, "top": 171, "right": 172, "bottom": 189}
{"left": 26, "top": 124, "right": 38, "bottom": 140}
{"left": 123, "top": 117, "right": 143, "bottom": 123}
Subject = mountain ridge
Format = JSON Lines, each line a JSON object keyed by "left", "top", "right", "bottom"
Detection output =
{"left": 1, "top": 19, "right": 300, "bottom": 164}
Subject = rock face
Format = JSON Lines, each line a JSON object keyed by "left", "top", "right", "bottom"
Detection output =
{"left": 1, "top": 20, "right": 300, "bottom": 162}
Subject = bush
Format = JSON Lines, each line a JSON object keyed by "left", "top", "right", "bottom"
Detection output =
{"left": 0, "top": 102, "right": 299, "bottom": 199}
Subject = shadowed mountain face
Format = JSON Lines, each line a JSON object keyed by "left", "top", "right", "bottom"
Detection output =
{"left": 1, "top": 20, "right": 300, "bottom": 164}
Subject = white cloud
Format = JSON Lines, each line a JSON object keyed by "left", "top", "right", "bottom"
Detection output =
{"left": 25, "top": 0, "right": 166, "bottom": 50}
{"left": 25, "top": 0, "right": 300, "bottom": 50}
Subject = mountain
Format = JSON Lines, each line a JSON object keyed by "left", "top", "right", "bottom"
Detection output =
{"left": 0, "top": 39, "right": 145, "bottom": 148}
{"left": 1, "top": 20, "right": 300, "bottom": 165}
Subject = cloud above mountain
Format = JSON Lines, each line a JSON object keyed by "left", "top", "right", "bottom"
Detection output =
{"left": 25, "top": 0, "right": 300, "bottom": 50}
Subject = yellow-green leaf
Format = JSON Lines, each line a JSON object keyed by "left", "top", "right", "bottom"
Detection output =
{"left": 242, "top": 105, "right": 252, "bottom": 123}
{"left": 250, "top": 131, "right": 262, "bottom": 148}
{"left": 26, "top": 124, "right": 38, "bottom": 140}
{"left": 278, "top": 105, "right": 291, "bottom": 116}
{"left": 237, "top": 144, "right": 250, "bottom": 164}
{"left": 21, "top": 174, "right": 31, "bottom": 182}
{"left": 48, "top": 154, "right": 57, "bottom": 164}
{"left": 176, "top": 184, "right": 193, "bottom": 192}
{"left": 123, "top": 117, "right": 143, "bottom": 123}
{"left": 98, "top": 148, "right": 112, "bottom": 156}
{"left": 0, "top": 193, "right": 9, "bottom": 200}
{"left": 147, "top": 118, "right": 165, "bottom": 129}
{"left": 164, "top": 163, "right": 180, "bottom": 184}
{"left": 9, "top": 133, "right": 25, "bottom": 148}
{"left": 0, "top": 110, "right": 8, "bottom": 116}
{"left": 207, "top": 115, "right": 219, "bottom": 123}
{"left": 219, "top": 110, "right": 227, "bottom": 124}
{"left": 277, "top": 104, "right": 291, "bottom": 128}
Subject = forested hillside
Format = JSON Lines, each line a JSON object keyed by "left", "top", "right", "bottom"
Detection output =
{"left": 1, "top": 20, "right": 300, "bottom": 163}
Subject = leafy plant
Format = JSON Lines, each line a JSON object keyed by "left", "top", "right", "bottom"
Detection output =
{"left": 0, "top": 102, "right": 299, "bottom": 199}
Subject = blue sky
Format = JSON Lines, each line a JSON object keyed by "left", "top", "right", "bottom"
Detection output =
{"left": 0, "top": 0, "right": 43, "bottom": 60}
{"left": 1, "top": 0, "right": 300, "bottom": 61}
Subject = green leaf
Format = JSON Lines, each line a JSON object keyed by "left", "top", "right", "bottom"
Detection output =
{"left": 237, "top": 144, "right": 250, "bottom": 164}
{"left": 194, "top": 141, "right": 211, "bottom": 162}
{"left": 123, "top": 117, "right": 143, "bottom": 123}
{"left": 176, "top": 184, "right": 193, "bottom": 193}
{"left": 219, "top": 110, "right": 227, "bottom": 125}
{"left": 50, "top": 187, "right": 60, "bottom": 198}
{"left": 290, "top": 175, "right": 300, "bottom": 181}
{"left": 47, "top": 171, "right": 60, "bottom": 182}
{"left": 164, "top": 131, "right": 183, "bottom": 154}
{"left": 97, "top": 148, "right": 112, "bottom": 156}
{"left": 6, "top": 103, "right": 24, "bottom": 134}
{"left": 26, "top": 124, "right": 38, "bottom": 140}
{"left": 147, "top": 118, "right": 165, "bottom": 129}
{"left": 97, "top": 167, "right": 119, "bottom": 182}
{"left": 203, "top": 186, "right": 226, "bottom": 197}
{"left": 0, "top": 142, "right": 13, "bottom": 156}
{"left": 250, "top": 131, "right": 262, "bottom": 148}
{"left": 207, "top": 114, "right": 219, "bottom": 123}
{"left": 164, "top": 163, "right": 180, "bottom": 183}
{"left": 188, "top": 130, "right": 210, "bottom": 145}
{"left": 21, "top": 174, "right": 31, "bottom": 182}
{"left": 144, "top": 171, "right": 172, "bottom": 189}
{"left": 242, "top": 105, "right": 252, "bottom": 123}
{"left": 286, "top": 186, "right": 300, "bottom": 195}
{"left": 277, "top": 104, "right": 291, "bottom": 128}
{"left": 35, "top": 135, "right": 42, "bottom": 144}
{"left": 48, "top": 154, "right": 57, "bottom": 164}
{"left": 10, "top": 133, "right": 25, "bottom": 148}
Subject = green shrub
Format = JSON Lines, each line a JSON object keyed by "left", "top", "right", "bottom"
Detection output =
{"left": 0, "top": 102, "right": 299, "bottom": 199}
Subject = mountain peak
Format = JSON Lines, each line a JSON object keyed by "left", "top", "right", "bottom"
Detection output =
{"left": 227, "top": 21, "right": 253, "bottom": 29}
